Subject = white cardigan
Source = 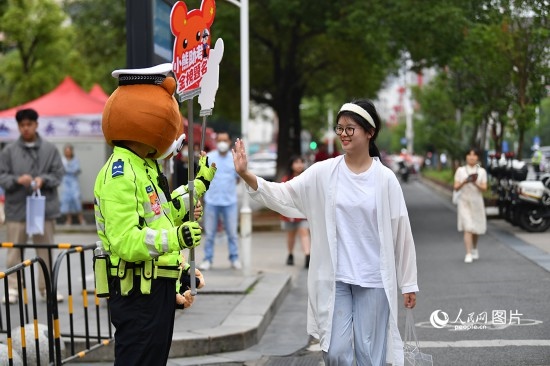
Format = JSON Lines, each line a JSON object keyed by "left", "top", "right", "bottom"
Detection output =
{"left": 247, "top": 156, "right": 418, "bottom": 365}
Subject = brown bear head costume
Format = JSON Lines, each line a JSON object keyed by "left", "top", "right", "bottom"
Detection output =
{"left": 102, "top": 63, "right": 184, "bottom": 159}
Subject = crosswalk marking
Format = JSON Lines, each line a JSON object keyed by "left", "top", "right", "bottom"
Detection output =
{"left": 420, "top": 340, "right": 550, "bottom": 348}
{"left": 306, "top": 339, "right": 550, "bottom": 352}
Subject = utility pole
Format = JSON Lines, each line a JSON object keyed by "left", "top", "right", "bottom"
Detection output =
{"left": 126, "top": 0, "right": 153, "bottom": 68}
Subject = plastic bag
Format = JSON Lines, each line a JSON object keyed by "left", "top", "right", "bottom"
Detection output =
{"left": 452, "top": 190, "right": 461, "bottom": 205}
{"left": 404, "top": 309, "right": 433, "bottom": 366}
{"left": 26, "top": 189, "right": 45, "bottom": 235}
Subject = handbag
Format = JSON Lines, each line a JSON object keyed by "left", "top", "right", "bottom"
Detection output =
{"left": 26, "top": 189, "right": 46, "bottom": 235}
{"left": 452, "top": 190, "right": 461, "bottom": 205}
{"left": 404, "top": 309, "right": 433, "bottom": 366}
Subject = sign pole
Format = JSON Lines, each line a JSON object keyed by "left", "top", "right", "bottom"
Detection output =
{"left": 186, "top": 99, "right": 197, "bottom": 296}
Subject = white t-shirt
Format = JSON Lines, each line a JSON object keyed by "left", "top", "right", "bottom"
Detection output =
{"left": 335, "top": 158, "right": 383, "bottom": 288}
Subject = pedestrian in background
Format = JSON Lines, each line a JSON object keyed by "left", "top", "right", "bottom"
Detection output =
{"left": 531, "top": 145, "right": 542, "bottom": 180}
{"left": 61, "top": 143, "right": 86, "bottom": 225}
{"left": 199, "top": 131, "right": 241, "bottom": 270}
{"left": 0, "top": 108, "right": 65, "bottom": 304}
{"left": 314, "top": 141, "right": 339, "bottom": 162}
{"left": 233, "top": 99, "right": 418, "bottom": 366}
{"left": 280, "top": 155, "right": 310, "bottom": 268}
{"left": 453, "top": 147, "right": 487, "bottom": 263}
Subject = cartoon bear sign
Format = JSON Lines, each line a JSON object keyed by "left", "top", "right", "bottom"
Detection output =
{"left": 171, "top": 0, "right": 216, "bottom": 99}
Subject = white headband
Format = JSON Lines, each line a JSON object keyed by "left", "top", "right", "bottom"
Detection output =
{"left": 339, "top": 103, "right": 376, "bottom": 129}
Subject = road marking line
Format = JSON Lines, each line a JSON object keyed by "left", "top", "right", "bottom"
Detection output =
{"left": 307, "top": 339, "right": 550, "bottom": 352}
{"left": 419, "top": 340, "right": 550, "bottom": 348}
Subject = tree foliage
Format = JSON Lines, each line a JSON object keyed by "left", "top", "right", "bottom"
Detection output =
{"left": 63, "top": 0, "right": 126, "bottom": 93}
{"left": 400, "top": 0, "right": 549, "bottom": 158}
{"left": 0, "top": 0, "right": 75, "bottom": 108}
{"left": 214, "top": 0, "right": 400, "bottom": 176}
{"left": 0, "top": 0, "right": 547, "bottom": 164}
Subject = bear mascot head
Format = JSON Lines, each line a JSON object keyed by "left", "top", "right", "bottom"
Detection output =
{"left": 102, "top": 63, "right": 185, "bottom": 159}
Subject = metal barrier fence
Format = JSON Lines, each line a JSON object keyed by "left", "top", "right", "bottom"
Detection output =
{"left": 0, "top": 243, "right": 113, "bottom": 365}
{"left": 0, "top": 256, "right": 55, "bottom": 365}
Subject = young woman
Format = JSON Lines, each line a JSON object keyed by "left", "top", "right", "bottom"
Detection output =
{"left": 233, "top": 99, "right": 418, "bottom": 366}
{"left": 453, "top": 148, "right": 488, "bottom": 263}
{"left": 280, "top": 155, "right": 311, "bottom": 268}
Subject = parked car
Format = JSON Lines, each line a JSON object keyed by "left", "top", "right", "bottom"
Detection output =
{"left": 248, "top": 152, "right": 277, "bottom": 181}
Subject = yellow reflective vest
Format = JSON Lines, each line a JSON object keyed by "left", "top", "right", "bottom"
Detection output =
{"left": 94, "top": 146, "right": 193, "bottom": 277}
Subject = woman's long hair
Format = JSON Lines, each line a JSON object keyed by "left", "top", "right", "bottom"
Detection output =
{"left": 285, "top": 155, "right": 305, "bottom": 179}
{"left": 335, "top": 99, "right": 381, "bottom": 158}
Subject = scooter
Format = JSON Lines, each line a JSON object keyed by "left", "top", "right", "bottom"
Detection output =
{"left": 397, "top": 160, "right": 410, "bottom": 183}
{"left": 515, "top": 174, "right": 550, "bottom": 232}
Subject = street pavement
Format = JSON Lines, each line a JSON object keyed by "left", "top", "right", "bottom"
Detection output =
{"left": 1, "top": 177, "right": 549, "bottom": 365}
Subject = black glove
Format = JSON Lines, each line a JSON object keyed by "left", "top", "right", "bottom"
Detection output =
{"left": 177, "top": 222, "right": 201, "bottom": 249}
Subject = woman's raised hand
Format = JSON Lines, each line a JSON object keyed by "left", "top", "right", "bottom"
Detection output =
{"left": 232, "top": 138, "right": 259, "bottom": 191}
{"left": 232, "top": 138, "right": 248, "bottom": 175}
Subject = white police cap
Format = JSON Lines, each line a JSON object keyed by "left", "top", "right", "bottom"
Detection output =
{"left": 112, "top": 63, "right": 173, "bottom": 86}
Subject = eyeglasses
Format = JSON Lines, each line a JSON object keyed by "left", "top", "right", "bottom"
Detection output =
{"left": 334, "top": 125, "right": 356, "bottom": 136}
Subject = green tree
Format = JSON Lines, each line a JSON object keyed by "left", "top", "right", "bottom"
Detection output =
{"left": 0, "top": 0, "right": 74, "bottom": 107}
{"left": 63, "top": 0, "right": 126, "bottom": 93}
{"left": 214, "top": 0, "right": 399, "bottom": 176}
{"left": 412, "top": 74, "right": 463, "bottom": 161}
{"left": 448, "top": 23, "right": 514, "bottom": 153}
{"left": 501, "top": 0, "right": 549, "bottom": 158}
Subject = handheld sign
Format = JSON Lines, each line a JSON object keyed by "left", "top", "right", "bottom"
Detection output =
{"left": 170, "top": 0, "right": 224, "bottom": 295}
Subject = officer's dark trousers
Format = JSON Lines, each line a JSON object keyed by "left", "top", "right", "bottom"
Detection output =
{"left": 109, "top": 276, "right": 176, "bottom": 366}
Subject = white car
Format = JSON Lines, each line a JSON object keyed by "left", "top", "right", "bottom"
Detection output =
{"left": 248, "top": 152, "right": 277, "bottom": 181}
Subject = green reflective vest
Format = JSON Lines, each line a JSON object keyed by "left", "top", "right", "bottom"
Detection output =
{"left": 532, "top": 150, "right": 542, "bottom": 164}
{"left": 94, "top": 146, "right": 192, "bottom": 284}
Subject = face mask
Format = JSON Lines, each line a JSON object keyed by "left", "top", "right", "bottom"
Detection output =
{"left": 217, "top": 141, "right": 230, "bottom": 153}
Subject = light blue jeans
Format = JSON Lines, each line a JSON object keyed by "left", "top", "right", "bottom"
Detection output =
{"left": 323, "top": 282, "right": 390, "bottom": 366}
{"left": 202, "top": 203, "right": 239, "bottom": 263}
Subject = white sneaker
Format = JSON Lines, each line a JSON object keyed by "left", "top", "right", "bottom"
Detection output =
{"left": 2, "top": 288, "right": 18, "bottom": 304}
{"left": 471, "top": 249, "right": 479, "bottom": 260}
{"left": 198, "top": 260, "right": 211, "bottom": 271}
{"left": 231, "top": 260, "right": 242, "bottom": 270}
{"left": 464, "top": 254, "right": 473, "bottom": 263}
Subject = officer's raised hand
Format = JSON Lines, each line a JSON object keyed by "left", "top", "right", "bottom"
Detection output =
{"left": 194, "top": 152, "right": 217, "bottom": 197}
{"left": 177, "top": 221, "right": 202, "bottom": 249}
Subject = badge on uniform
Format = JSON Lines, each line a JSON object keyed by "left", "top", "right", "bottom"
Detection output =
{"left": 112, "top": 159, "right": 124, "bottom": 178}
{"left": 146, "top": 185, "right": 161, "bottom": 215}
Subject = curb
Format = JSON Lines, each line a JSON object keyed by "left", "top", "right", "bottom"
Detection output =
{"left": 170, "top": 273, "right": 292, "bottom": 358}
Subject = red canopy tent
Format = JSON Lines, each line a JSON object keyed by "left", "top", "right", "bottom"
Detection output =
{"left": 0, "top": 76, "right": 106, "bottom": 141}
{"left": 88, "top": 83, "right": 110, "bottom": 103}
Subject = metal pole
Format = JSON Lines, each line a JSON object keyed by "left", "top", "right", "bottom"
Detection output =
{"left": 187, "top": 100, "right": 197, "bottom": 295}
{"left": 239, "top": 0, "right": 252, "bottom": 276}
{"left": 200, "top": 116, "right": 207, "bottom": 152}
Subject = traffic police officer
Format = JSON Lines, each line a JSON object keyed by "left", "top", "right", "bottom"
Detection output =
{"left": 93, "top": 64, "right": 216, "bottom": 365}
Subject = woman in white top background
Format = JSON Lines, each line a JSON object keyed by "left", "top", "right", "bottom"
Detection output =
{"left": 453, "top": 148, "right": 488, "bottom": 263}
{"left": 233, "top": 99, "right": 418, "bottom": 366}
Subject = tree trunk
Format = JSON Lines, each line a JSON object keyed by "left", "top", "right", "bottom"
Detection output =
{"left": 274, "top": 89, "right": 303, "bottom": 180}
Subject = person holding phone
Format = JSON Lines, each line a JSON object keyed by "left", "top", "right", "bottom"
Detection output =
{"left": 453, "top": 148, "right": 488, "bottom": 263}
